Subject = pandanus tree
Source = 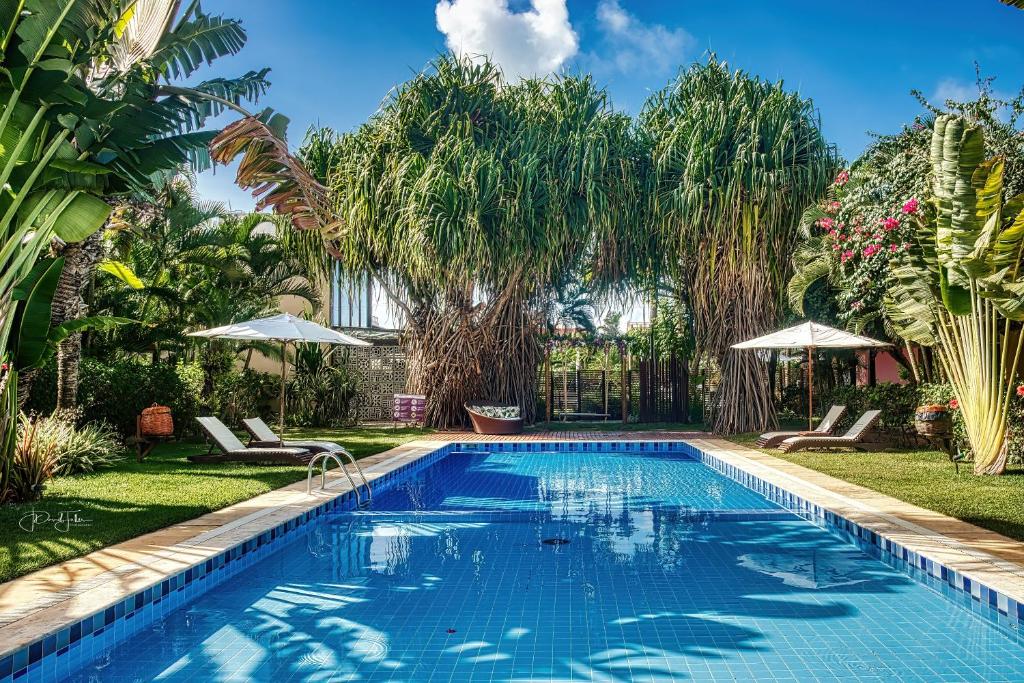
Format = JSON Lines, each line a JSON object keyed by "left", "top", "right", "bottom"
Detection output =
{"left": 886, "top": 115, "right": 1024, "bottom": 474}
{"left": 640, "top": 58, "right": 838, "bottom": 434}
{"left": 315, "top": 57, "right": 642, "bottom": 426}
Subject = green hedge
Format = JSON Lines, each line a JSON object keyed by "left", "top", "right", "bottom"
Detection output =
{"left": 820, "top": 381, "right": 1022, "bottom": 464}
{"left": 820, "top": 382, "right": 923, "bottom": 433}
{"left": 26, "top": 358, "right": 204, "bottom": 437}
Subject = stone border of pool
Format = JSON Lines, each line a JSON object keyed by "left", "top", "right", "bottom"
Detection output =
{"left": 1, "top": 435, "right": 1023, "bottom": 681}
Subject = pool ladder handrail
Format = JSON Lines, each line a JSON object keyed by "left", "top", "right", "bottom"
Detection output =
{"left": 305, "top": 449, "right": 373, "bottom": 506}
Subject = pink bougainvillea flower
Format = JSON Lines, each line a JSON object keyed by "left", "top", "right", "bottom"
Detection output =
{"left": 835, "top": 170, "right": 850, "bottom": 186}
{"left": 840, "top": 249, "right": 855, "bottom": 263}
{"left": 949, "top": 398, "right": 959, "bottom": 410}
{"left": 881, "top": 217, "right": 899, "bottom": 231}
{"left": 1016, "top": 384, "right": 1024, "bottom": 398}
{"left": 826, "top": 201, "right": 841, "bottom": 213}
{"left": 901, "top": 198, "right": 919, "bottom": 215}
{"left": 818, "top": 217, "right": 834, "bottom": 230}
{"left": 890, "top": 244, "right": 899, "bottom": 252}
{"left": 863, "top": 244, "right": 882, "bottom": 257}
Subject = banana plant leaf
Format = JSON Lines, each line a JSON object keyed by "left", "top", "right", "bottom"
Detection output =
{"left": 11, "top": 257, "right": 64, "bottom": 370}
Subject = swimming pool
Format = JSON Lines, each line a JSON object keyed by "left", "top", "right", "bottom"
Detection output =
{"left": 45, "top": 444, "right": 1024, "bottom": 680}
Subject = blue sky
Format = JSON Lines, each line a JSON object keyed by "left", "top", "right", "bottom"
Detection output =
{"left": 196, "top": 0, "right": 1024, "bottom": 210}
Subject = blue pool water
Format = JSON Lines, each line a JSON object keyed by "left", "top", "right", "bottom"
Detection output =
{"left": 67, "top": 448, "right": 1024, "bottom": 681}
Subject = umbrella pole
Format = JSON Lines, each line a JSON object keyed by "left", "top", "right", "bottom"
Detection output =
{"left": 807, "top": 346, "right": 814, "bottom": 431}
{"left": 280, "top": 341, "right": 287, "bottom": 446}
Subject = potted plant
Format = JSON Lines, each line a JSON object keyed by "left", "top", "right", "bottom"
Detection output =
{"left": 914, "top": 403, "right": 952, "bottom": 437}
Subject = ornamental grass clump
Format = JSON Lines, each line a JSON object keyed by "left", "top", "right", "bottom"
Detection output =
{"left": 6, "top": 410, "right": 122, "bottom": 502}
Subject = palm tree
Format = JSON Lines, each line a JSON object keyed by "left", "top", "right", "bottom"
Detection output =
{"left": 886, "top": 115, "right": 1024, "bottom": 474}
{"left": 93, "top": 177, "right": 319, "bottom": 361}
{"left": 543, "top": 279, "right": 599, "bottom": 335}
{"left": 640, "top": 57, "right": 838, "bottom": 434}
{"left": 44, "top": 0, "right": 270, "bottom": 408}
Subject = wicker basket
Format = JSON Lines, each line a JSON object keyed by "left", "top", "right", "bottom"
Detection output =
{"left": 140, "top": 403, "right": 174, "bottom": 437}
{"left": 914, "top": 408, "right": 951, "bottom": 437}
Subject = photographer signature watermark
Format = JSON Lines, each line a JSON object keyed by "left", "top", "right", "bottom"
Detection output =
{"left": 19, "top": 509, "right": 92, "bottom": 533}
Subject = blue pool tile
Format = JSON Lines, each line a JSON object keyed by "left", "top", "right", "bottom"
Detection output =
{"left": 13, "top": 442, "right": 1024, "bottom": 683}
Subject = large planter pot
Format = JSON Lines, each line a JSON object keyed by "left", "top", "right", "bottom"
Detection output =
{"left": 465, "top": 402, "right": 524, "bottom": 435}
{"left": 914, "top": 405, "right": 952, "bottom": 437}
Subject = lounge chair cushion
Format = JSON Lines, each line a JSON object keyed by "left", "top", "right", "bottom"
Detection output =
{"left": 242, "top": 418, "right": 345, "bottom": 453}
{"left": 756, "top": 405, "right": 847, "bottom": 448}
{"left": 470, "top": 405, "right": 521, "bottom": 419}
{"left": 777, "top": 410, "right": 882, "bottom": 453}
{"left": 242, "top": 417, "right": 280, "bottom": 444}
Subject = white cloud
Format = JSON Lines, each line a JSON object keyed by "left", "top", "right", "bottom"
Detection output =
{"left": 592, "top": 0, "right": 693, "bottom": 75}
{"left": 932, "top": 79, "right": 977, "bottom": 104}
{"left": 435, "top": 0, "right": 578, "bottom": 81}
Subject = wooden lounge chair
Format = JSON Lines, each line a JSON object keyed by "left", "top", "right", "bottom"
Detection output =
{"left": 242, "top": 417, "right": 347, "bottom": 454}
{"left": 778, "top": 410, "right": 883, "bottom": 453}
{"left": 757, "top": 405, "right": 847, "bottom": 448}
{"left": 189, "top": 416, "right": 314, "bottom": 465}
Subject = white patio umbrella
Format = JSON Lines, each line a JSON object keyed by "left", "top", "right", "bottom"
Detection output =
{"left": 732, "top": 322, "right": 889, "bottom": 430}
{"left": 188, "top": 313, "right": 370, "bottom": 441}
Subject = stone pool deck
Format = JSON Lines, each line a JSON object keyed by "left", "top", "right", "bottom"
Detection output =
{"left": 2, "top": 433, "right": 1023, "bottom": 657}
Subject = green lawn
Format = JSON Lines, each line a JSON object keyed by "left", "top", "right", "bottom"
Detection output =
{"left": 0, "top": 426, "right": 430, "bottom": 583}
{"left": 727, "top": 433, "right": 1024, "bottom": 542}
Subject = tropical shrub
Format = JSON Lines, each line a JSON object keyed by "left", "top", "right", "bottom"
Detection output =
{"left": 1008, "top": 386, "right": 1024, "bottom": 465}
{"left": 21, "top": 410, "right": 122, "bottom": 476}
{"left": 211, "top": 370, "right": 278, "bottom": 426}
{"left": 886, "top": 115, "right": 1024, "bottom": 474}
{"left": 9, "top": 416, "right": 60, "bottom": 502}
{"left": 819, "top": 383, "right": 919, "bottom": 433}
{"left": 26, "top": 358, "right": 203, "bottom": 437}
{"left": 286, "top": 344, "right": 359, "bottom": 427}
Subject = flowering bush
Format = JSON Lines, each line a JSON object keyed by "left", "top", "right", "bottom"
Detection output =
{"left": 811, "top": 167, "right": 922, "bottom": 324}
{"left": 789, "top": 80, "right": 1024, "bottom": 330}
{"left": 1010, "top": 387, "right": 1024, "bottom": 466}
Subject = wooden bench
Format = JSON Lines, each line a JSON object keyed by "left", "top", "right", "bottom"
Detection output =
{"left": 557, "top": 412, "right": 610, "bottom": 422}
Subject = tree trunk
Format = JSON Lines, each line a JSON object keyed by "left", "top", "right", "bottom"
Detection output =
{"left": 975, "top": 438, "right": 1009, "bottom": 475}
{"left": 51, "top": 232, "right": 105, "bottom": 410}
{"left": 404, "top": 292, "right": 540, "bottom": 428}
{"left": 713, "top": 348, "right": 776, "bottom": 434}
